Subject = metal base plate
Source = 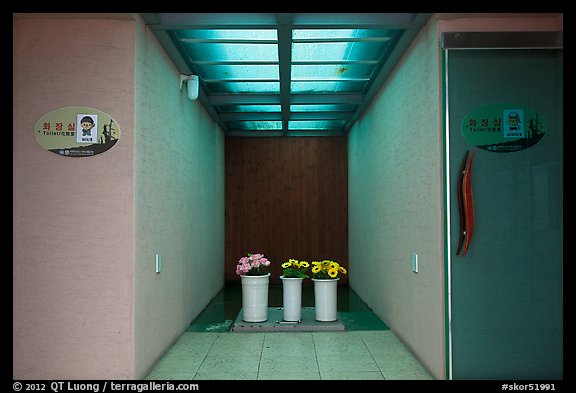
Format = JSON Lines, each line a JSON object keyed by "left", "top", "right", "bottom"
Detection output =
{"left": 231, "top": 307, "right": 345, "bottom": 332}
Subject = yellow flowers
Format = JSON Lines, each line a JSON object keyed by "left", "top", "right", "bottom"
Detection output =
{"left": 281, "top": 258, "right": 310, "bottom": 279}
{"left": 311, "top": 260, "right": 347, "bottom": 279}
{"left": 281, "top": 258, "right": 347, "bottom": 279}
{"left": 282, "top": 258, "right": 310, "bottom": 270}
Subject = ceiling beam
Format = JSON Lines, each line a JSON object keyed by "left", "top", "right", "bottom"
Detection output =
{"left": 276, "top": 13, "right": 294, "bottom": 136}
{"left": 209, "top": 94, "right": 281, "bottom": 105}
{"left": 208, "top": 93, "right": 365, "bottom": 105}
{"left": 291, "top": 111, "right": 354, "bottom": 120}
{"left": 144, "top": 13, "right": 418, "bottom": 31}
{"left": 225, "top": 130, "right": 346, "bottom": 137}
{"left": 291, "top": 94, "right": 365, "bottom": 105}
{"left": 292, "top": 13, "right": 417, "bottom": 29}
{"left": 144, "top": 13, "right": 278, "bottom": 30}
{"left": 225, "top": 130, "right": 285, "bottom": 137}
{"left": 220, "top": 112, "right": 282, "bottom": 121}
{"left": 219, "top": 111, "right": 354, "bottom": 121}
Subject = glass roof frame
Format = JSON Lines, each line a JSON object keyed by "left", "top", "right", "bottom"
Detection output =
{"left": 142, "top": 13, "right": 432, "bottom": 136}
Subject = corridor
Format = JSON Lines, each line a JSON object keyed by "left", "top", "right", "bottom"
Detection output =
{"left": 145, "top": 284, "right": 432, "bottom": 380}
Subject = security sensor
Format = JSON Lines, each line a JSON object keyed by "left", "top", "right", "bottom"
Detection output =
{"left": 179, "top": 74, "right": 199, "bottom": 101}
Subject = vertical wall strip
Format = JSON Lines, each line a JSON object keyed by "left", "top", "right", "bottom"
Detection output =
{"left": 442, "top": 48, "right": 453, "bottom": 380}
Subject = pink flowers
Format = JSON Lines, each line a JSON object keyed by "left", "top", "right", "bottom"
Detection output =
{"left": 236, "top": 253, "right": 271, "bottom": 276}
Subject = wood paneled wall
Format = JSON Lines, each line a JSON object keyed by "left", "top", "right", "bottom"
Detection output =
{"left": 225, "top": 137, "right": 348, "bottom": 285}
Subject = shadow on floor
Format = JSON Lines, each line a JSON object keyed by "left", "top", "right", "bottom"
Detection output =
{"left": 187, "top": 282, "right": 389, "bottom": 332}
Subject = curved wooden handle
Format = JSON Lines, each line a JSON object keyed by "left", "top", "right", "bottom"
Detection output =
{"left": 455, "top": 150, "right": 469, "bottom": 255}
{"left": 461, "top": 148, "right": 476, "bottom": 257}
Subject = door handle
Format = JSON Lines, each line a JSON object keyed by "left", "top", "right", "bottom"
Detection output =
{"left": 455, "top": 150, "right": 469, "bottom": 255}
{"left": 456, "top": 149, "right": 477, "bottom": 257}
{"left": 462, "top": 149, "right": 476, "bottom": 257}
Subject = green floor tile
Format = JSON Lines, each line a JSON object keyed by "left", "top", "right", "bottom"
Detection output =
{"left": 188, "top": 282, "right": 389, "bottom": 332}
{"left": 186, "top": 320, "right": 234, "bottom": 332}
{"left": 339, "top": 311, "right": 390, "bottom": 330}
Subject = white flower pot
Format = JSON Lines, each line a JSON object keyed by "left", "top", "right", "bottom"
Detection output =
{"left": 312, "top": 278, "right": 339, "bottom": 321}
{"left": 240, "top": 273, "right": 270, "bottom": 322}
{"left": 280, "top": 276, "right": 305, "bottom": 322}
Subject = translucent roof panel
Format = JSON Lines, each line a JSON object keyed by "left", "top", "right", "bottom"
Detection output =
{"left": 291, "top": 80, "right": 367, "bottom": 94}
{"left": 292, "top": 28, "right": 396, "bottom": 41}
{"left": 288, "top": 120, "right": 348, "bottom": 130}
{"left": 177, "top": 29, "right": 277, "bottom": 41}
{"left": 182, "top": 42, "right": 278, "bottom": 63}
{"left": 195, "top": 64, "right": 279, "bottom": 81}
{"left": 218, "top": 105, "right": 282, "bottom": 113}
{"left": 143, "top": 13, "right": 431, "bottom": 136}
{"left": 227, "top": 121, "right": 283, "bottom": 131}
{"left": 175, "top": 29, "right": 278, "bottom": 64}
{"left": 292, "top": 64, "right": 375, "bottom": 80}
{"left": 292, "top": 41, "right": 388, "bottom": 62}
{"left": 207, "top": 81, "right": 280, "bottom": 94}
{"left": 290, "top": 104, "right": 356, "bottom": 112}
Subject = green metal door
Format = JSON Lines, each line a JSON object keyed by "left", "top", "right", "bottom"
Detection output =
{"left": 444, "top": 33, "right": 563, "bottom": 379}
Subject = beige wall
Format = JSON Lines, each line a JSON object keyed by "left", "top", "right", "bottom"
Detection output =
{"left": 132, "top": 15, "right": 225, "bottom": 379}
{"left": 13, "top": 15, "right": 136, "bottom": 379}
{"left": 348, "top": 16, "right": 445, "bottom": 380}
{"left": 13, "top": 13, "right": 225, "bottom": 379}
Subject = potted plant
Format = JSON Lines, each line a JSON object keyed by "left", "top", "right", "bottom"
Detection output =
{"left": 236, "top": 253, "right": 271, "bottom": 322}
{"left": 280, "top": 259, "right": 310, "bottom": 322}
{"left": 311, "top": 260, "right": 348, "bottom": 321}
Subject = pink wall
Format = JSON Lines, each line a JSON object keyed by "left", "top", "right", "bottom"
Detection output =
{"left": 13, "top": 15, "right": 136, "bottom": 379}
{"left": 437, "top": 13, "right": 563, "bottom": 32}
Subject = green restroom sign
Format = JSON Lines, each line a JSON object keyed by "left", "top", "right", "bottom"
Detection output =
{"left": 461, "top": 102, "right": 545, "bottom": 153}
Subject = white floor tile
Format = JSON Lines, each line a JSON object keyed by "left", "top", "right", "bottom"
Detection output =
{"left": 146, "top": 330, "right": 434, "bottom": 381}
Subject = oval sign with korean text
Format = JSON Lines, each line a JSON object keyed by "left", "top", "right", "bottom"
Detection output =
{"left": 34, "top": 107, "right": 121, "bottom": 157}
{"left": 461, "top": 102, "right": 545, "bottom": 153}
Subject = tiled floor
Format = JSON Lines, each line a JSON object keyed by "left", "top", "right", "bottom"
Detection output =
{"left": 145, "top": 283, "right": 434, "bottom": 380}
{"left": 145, "top": 330, "right": 433, "bottom": 380}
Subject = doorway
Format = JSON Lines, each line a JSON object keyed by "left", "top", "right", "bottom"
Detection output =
{"left": 444, "top": 32, "right": 563, "bottom": 379}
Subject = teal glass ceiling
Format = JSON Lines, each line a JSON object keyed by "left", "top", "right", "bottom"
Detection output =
{"left": 142, "top": 13, "right": 431, "bottom": 136}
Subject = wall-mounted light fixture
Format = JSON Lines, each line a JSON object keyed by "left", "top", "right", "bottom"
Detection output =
{"left": 179, "top": 74, "right": 199, "bottom": 100}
